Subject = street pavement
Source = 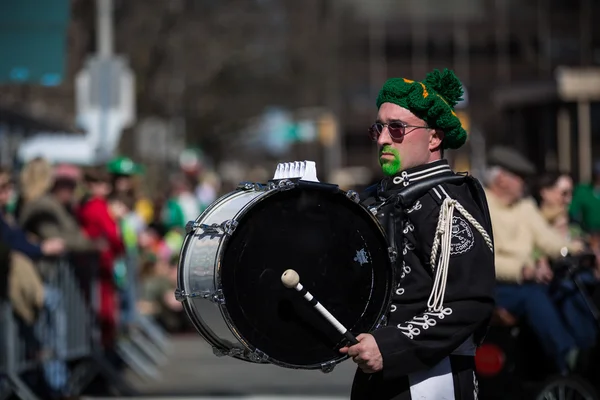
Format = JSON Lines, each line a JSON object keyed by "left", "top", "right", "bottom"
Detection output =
{"left": 116, "top": 334, "right": 356, "bottom": 399}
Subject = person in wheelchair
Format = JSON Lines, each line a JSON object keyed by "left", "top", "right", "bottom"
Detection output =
{"left": 534, "top": 172, "right": 599, "bottom": 353}
{"left": 484, "top": 147, "right": 585, "bottom": 375}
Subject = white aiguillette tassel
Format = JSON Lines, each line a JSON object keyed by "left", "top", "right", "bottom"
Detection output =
{"left": 271, "top": 160, "right": 320, "bottom": 183}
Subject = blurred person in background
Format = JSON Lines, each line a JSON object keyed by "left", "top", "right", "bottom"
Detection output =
{"left": 14, "top": 158, "right": 76, "bottom": 399}
{"left": 137, "top": 254, "right": 184, "bottom": 333}
{"left": 77, "top": 166, "right": 125, "bottom": 355}
{"left": 0, "top": 166, "right": 62, "bottom": 327}
{"left": 536, "top": 172, "right": 574, "bottom": 222}
{"left": 533, "top": 172, "right": 598, "bottom": 357}
{"left": 107, "top": 156, "right": 153, "bottom": 226}
{"left": 485, "top": 146, "right": 585, "bottom": 375}
{"left": 161, "top": 173, "right": 200, "bottom": 232}
{"left": 106, "top": 156, "right": 149, "bottom": 333}
{"left": 18, "top": 159, "right": 97, "bottom": 255}
{"left": 0, "top": 165, "right": 64, "bottom": 258}
{"left": 151, "top": 193, "right": 167, "bottom": 225}
{"left": 195, "top": 170, "right": 221, "bottom": 213}
{"left": 106, "top": 192, "right": 139, "bottom": 334}
{"left": 138, "top": 222, "right": 171, "bottom": 263}
{"left": 534, "top": 172, "right": 586, "bottom": 249}
{"left": 570, "top": 161, "right": 600, "bottom": 235}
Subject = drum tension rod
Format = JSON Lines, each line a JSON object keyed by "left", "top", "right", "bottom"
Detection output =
{"left": 174, "top": 288, "right": 225, "bottom": 304}
{"left": 237, "top": 182, "right": 267, "bottom": 191}
{"left": 270, "top": 179, "right": 297, "bottom": 191}
{"left": 185, "top": 220, "right": 239, "bottom": 237}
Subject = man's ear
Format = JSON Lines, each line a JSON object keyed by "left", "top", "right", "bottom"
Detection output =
{"left": 429, "top": 129, "right": 445, "bottom": 152}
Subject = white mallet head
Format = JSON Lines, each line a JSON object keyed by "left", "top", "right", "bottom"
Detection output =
{"left": 281, "top": 269, "right": 300, "bottom": 288}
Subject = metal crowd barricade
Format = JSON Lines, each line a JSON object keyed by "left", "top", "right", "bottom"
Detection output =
{"left": 0, "top": 252, "right": 173, "bottom": 399}
{"left": 112, "top": 250, "right": 173, "bottom": 381}
{"left": 0, "top": 301, "right": 39, "bottom": 400}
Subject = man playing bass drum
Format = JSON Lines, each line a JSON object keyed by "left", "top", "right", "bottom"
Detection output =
{"left": 340, "top": 69, "right": 496, "bottom": 400}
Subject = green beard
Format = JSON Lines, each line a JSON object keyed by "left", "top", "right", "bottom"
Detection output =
{"left": 379, "top": 145, "right": 402, "bottom": 176}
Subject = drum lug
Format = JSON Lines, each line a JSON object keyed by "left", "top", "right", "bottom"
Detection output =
{"left": 276, "top": 179, "right": 296, "bottom": 191}
{"left": 186, "top": 221, "right": 237, "bottom": 237}
{"left": 346, "top": 190, "right": 360, "bottom": 204}
{"left": 237, "top": 181, "right": 259, "bottom": 191}
{"left": 388, "top": 247, "right": 398, "bottom": 263}
{"left": 212, "top": 347, "right": 227, "bottom": 357}
{"left": 209, "top": 289, "right": 226, "bottom": 304}
{"left": 185, "top": 221, "right": 196, "bottom": 234}
{"left": 221, "top": 220, "right": 238, "bottom": 236}
{"left": 174, "top": 288, "right": 225, "bottom": 304}
{"left": 174, "top": 288, "right": 211, "bottom": 302}
{"left": 174, "top": 288, "right": 187, "bottom": 302}
{"left": 320, "top": 360, "right": 337, "bottom": 374}
{"left": 213, "top": 346, "right": 244, "bottom": 358}
{"left": 248, "top": 349, "right": 269, "bottom": 363}
{"left": 237, "top": 181, "right": 254, "bottom": 191}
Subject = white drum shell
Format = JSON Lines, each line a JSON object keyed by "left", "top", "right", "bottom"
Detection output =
{"left": 177, "top": 187, "right": 266, "bottom": 361}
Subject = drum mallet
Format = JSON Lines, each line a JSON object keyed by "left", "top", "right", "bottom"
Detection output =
{"left": 281, "top": 269, "right": 359, "bottom": 345}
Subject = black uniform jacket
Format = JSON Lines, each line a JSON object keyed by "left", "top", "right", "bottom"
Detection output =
{"left": 352, "top": 159, "right": 496, "bottom": 400}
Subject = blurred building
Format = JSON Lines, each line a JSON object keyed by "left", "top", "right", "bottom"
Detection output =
{"left": 335, "top": 0, "right": 600, "bottom": 181}
{"left": 1, "top": 0, "right": 599, "bottom": 185}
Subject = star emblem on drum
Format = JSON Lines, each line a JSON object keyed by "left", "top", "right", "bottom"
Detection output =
{"left": 354, "top": 248, "right": 369, "bottom": 265}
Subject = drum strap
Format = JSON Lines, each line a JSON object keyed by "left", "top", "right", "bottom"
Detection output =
{"left": 427, "top": 195, "right": 494, "bottom": 313}
{"left": 451, "top": 334, "right": 476, "bottom": 356}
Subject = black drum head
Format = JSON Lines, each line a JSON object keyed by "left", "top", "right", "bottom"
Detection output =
{"left": 220, "top": 185, "right": 392, "bottom": 368}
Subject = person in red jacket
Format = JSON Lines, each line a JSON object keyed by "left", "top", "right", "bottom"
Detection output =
{"left": 77, "top": 166, "right": 125, "bottom": 350}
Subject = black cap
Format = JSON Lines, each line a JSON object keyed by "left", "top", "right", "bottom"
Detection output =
{"left": 487, "top": 146, "right": 536, "bottom": 177}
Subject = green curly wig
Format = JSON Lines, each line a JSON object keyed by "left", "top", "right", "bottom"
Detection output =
{"left": 376, "top": 68, "right": 467, "bottom": 150}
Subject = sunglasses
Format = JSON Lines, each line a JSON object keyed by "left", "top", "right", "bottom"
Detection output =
{"left": 368, "top": 122, "right": 429, "bottom": 141}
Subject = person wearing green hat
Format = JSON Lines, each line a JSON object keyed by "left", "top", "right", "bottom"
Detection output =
{"left": 340, "top": 69, "right": 495, "bottom": 400}
{"left": 107, "top": 156, "right": 144, "bottom": 206}
{"left": 107, "top": 156, "right": 154, "bottom": 225}
{"left": 106, "top": 156, "right": 150, "bottom": 333}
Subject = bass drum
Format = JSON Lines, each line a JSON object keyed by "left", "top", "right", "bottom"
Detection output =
{"left": 175, "top": 179, "right": 394, "bottom": 372}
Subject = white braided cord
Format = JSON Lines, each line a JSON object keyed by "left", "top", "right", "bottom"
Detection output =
{"left": 427, "top": 197, "right": 493, "bottom": 312}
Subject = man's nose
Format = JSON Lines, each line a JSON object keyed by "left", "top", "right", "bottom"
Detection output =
{"left": 377, "top": 126, "right": 392, "bottom": 146}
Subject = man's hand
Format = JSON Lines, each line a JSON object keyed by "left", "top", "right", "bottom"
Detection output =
{"left": 339, "top": 333, "right": 383, "bottom": 374}
{"left": 535, "top": 259, "right": 554, "bottom": 284}
{"left": 522, "top": 265, "right": 536, "bottom": 281}
{"left": 41, "top": 238, "right": 66, "bottom": 256}
{"left": 569, "top": 239, "right": 585, "bottom": 255}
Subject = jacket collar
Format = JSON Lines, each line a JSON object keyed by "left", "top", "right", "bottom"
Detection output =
{"left": 381, "top": 159, "right": 453, "bottom": 192}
